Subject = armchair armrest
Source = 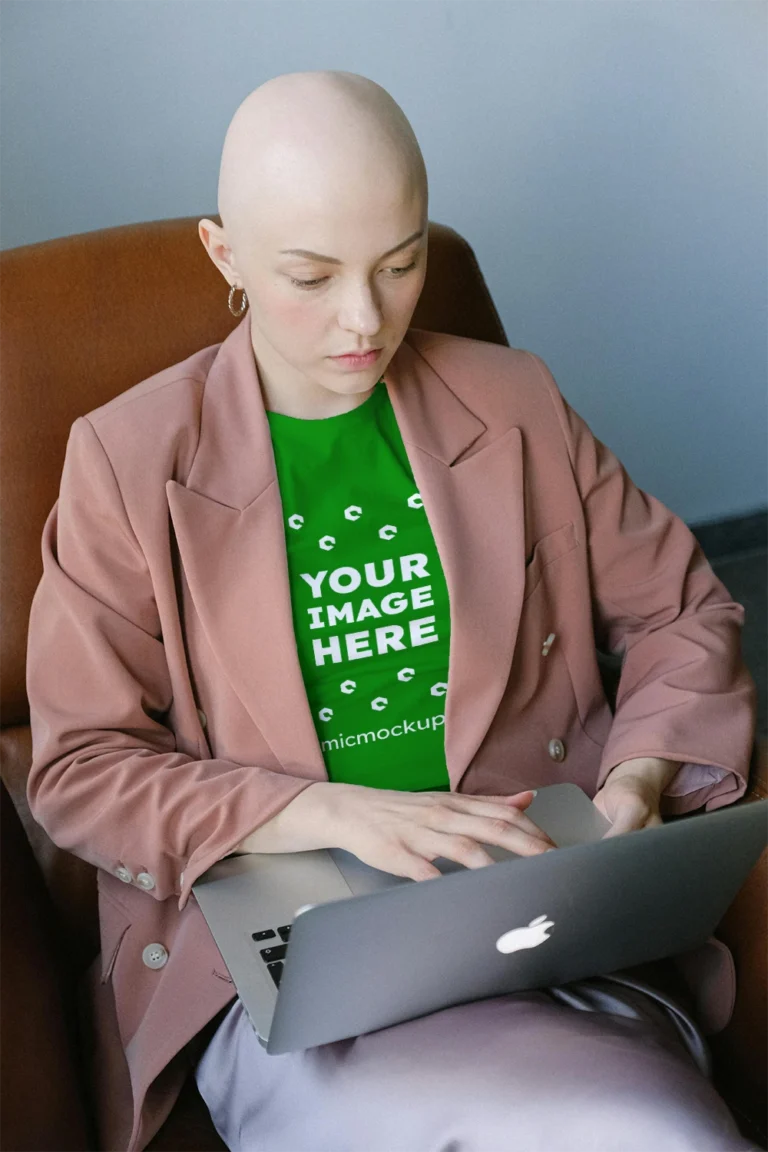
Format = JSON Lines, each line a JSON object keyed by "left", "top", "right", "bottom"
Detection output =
{"left": 745, "top": 736, "right": 767, "bottom": 801}
{"left": 710, "top": 737, "right": 768, "bottom": 1149}
{"left": 0, "top": 778, "right": 92, "bottom": 1151}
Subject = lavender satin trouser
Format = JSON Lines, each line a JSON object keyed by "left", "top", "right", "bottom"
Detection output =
{"left": 195, "top": 976, "right": 757, "bottom": 1152}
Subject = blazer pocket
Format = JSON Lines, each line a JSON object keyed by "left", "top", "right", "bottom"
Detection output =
{"left": 523, "top": 522, "right": 578, "bottom": 601}
{"left": 98, "top": 886, "right": 131, "bottom": 983}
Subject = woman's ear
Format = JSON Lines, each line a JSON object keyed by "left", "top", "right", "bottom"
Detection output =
{"left": 198, "top": 218, "right": 239, "bottom": 285}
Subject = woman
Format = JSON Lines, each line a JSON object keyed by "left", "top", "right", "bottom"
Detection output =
{"left": 26, "top": 71, "right": 757, "bottom": 1151}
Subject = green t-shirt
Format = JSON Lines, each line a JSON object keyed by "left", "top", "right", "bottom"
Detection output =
{"left": 266, "top": 379, "right": 451, "bottom": 792}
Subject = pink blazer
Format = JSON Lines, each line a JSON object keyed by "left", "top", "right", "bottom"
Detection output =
{"left": 26, "top": 317, "right": 756, "bottom": 1149}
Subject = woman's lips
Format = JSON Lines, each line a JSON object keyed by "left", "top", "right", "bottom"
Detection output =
{"left": 329, "top": 348, "right": 381, "bottom": 369}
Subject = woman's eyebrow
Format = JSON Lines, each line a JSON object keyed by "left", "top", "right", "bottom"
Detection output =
{"left": 278, "top": 229, "right": 424, "bottom": 265}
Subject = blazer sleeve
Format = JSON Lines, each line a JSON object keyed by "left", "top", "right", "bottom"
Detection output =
{"left": 527, "top": 354, "right": 757, "bottom": 815}
{"left": 26, "top": 416, "right": 316, "bottom": 909}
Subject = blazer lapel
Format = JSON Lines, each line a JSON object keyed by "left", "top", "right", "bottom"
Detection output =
{"left": 385, "top": 340, "right": 526, "bottom": 790}
{"left": 167, "top": 319, "right": 526, "bottom": 792}
{"left": 166, "top": 318, "right": 327, "bottom": 781}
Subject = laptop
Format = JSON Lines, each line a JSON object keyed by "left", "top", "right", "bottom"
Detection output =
{"left": 193, "top": 783, "right": 767, "bottom": 1055}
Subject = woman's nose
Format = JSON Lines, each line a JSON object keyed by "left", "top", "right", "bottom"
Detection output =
{"left": 338, "top": 283, "right": 384, "bottom": 333}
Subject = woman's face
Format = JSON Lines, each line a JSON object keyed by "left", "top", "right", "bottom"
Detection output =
{"left": 225, "top": 165, "right": 428, "bottom": 417}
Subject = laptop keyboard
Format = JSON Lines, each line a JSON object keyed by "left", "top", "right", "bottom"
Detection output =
{"left": 251, "top": 924, "right": 292, "bottom": 987}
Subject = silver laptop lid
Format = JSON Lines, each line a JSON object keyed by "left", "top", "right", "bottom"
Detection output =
{"left": 264, "top": 797, "right": 767, "bottom": 1053}
{"left": 192, "top": 783, "right": 606, "bottom": 1039}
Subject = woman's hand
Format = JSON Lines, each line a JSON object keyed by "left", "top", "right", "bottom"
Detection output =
{"left": 593, "top": 757, "right": 679, "bottom": 837}
{"left": 237, "top": 781, "right": 556, "bottom": 880}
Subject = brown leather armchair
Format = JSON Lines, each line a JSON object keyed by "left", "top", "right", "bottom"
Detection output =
{"left": 1, "top": 218, "right": 765, "bottom": 1151}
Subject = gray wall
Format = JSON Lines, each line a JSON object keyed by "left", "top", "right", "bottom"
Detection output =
{"left": 2, "top": 1, "right": 765, "bottom": 525}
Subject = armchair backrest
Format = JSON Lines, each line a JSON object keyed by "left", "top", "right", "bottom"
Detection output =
{"left": 0, "top": 216, "right": 509, "bottom": 969}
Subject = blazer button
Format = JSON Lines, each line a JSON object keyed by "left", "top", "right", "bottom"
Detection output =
{"left": 541, "top": 632, "right": 556, "bottom": 656}
{"left": 136, "top": 871, "right": 156, "bottom": 891}
{"left": 197, "top": 709, "right": 207, "bottom": 729}
{"left": 548, "top": 738, "right": 566, "bottom": 763}
{"left": 115, "top": 865, "right": 133, "bottom": 884}
{"left": 142, "top": 943, "right": 169, "bottom": 970}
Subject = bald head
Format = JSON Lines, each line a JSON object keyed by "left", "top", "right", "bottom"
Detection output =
{"left": 217, "top": 71, "right": 428, "bottom": 248}
{"left": 199, "top": 71, "right": 429, "bottom": 419}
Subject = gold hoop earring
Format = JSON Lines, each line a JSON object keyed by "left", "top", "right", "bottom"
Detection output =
{"left": 228, "top": 284, "right": 248, "bottom": 317}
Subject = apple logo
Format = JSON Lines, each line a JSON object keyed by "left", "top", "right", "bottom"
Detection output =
{"left": 495, "top": 914, "right": 555, "bottom": 954}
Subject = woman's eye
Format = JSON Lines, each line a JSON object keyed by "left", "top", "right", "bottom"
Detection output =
{"left": 290, "top": 260, "right": 421, "bottom": 290}
{"left": 287, "top": 276, "right": 324, "bottom": 290}
{"left": 386, "top": 261, "right": 418, "bottom": 279}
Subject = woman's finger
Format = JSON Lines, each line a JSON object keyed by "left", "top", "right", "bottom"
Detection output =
{"left": 429, "top": 795, "right": 556, "bottom": 846}
{"left": 418, "top": 831, "right": 498, "bottom": 869}
{"left": 435, "top": 810, "right": 555, "bottom": 857}
{"left": 397, "top": 846, "right": 444, "bottom": 882}
{"left": 427, "top": 789, "right": 536, "bottom": 808}
{"left": 424, "top": 789, "right": 536, "bottom": 810}
{"left": 601, "top": 795, "right": 651, "bottom": 838}
{"left": 500, "top": 790, "right": 537, "bottom": 808}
